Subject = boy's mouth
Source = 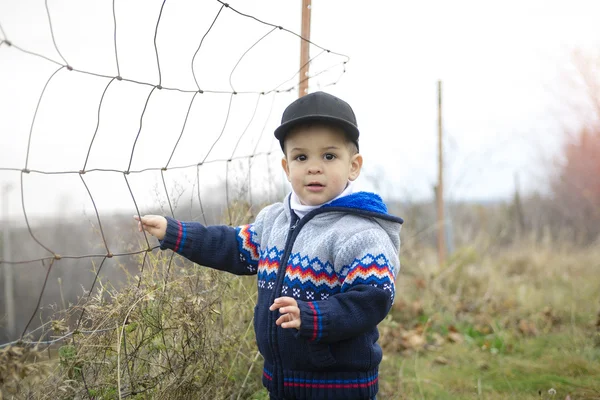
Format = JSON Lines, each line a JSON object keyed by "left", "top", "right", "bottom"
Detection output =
{"left": 306, "top": 182, "right": 325, "bottom": 192}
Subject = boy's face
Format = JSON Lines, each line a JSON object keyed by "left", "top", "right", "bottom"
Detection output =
{"left": 281, "top": 125, "right": 362, "bottom": 206}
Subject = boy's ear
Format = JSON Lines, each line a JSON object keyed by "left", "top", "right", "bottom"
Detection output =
{"left": 348, "top": 153, "right": 363, "bottom": 181}
{"left": 281, "top": 157, "right": 291, "bottom": 182}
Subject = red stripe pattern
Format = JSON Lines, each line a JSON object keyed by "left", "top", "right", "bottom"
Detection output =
{"left": 174, "top": 220, "right": 183, "bottom": 252}
{"left": 283, "top": 375, "right": 378, "bottom": 389}
{"left": 307, "top": 302, "right": 319, "bottom": 341}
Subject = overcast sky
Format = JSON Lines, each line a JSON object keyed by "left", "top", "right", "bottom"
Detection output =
{"left": 1, "top": 0, "right": 600, "bottom": 223}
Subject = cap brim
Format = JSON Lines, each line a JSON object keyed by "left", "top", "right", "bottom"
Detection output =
{"left": 274, "top": 115, "right": 359, "bottom": 143}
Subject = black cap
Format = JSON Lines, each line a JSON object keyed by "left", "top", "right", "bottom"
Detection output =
{"left": 274, "top": 91, "right": 359, "bottom": 151}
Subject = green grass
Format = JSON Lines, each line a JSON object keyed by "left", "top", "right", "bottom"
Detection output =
{"left": 379, "top": 330, "right": 600, "bottom": 399}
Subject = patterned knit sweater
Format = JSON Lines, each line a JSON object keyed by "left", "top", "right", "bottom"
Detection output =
{"left": 159, "top": 191, "right": 403, "bottom": 400}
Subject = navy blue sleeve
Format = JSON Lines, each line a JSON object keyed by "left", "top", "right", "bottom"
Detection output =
{"left": 159, "top": 216, "right": 259, "bottom": 275}
{"left": 295, "top": 284, "right": 392, "bottom": 344}
{"left": 295, "top": 230, "right": 398, "bottom": 343}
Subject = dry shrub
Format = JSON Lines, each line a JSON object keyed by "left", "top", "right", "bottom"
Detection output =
{"left": 2, "top": 200, "right": 264, "bottom": 399}
{"left": 382, "top": 233, "right": 600, "bottom": 356}
{"left": 0, "top": 345, "right": 49, "bottom": 399}
{"left": 24, "top": 252, "right": 261, "bottom": 400}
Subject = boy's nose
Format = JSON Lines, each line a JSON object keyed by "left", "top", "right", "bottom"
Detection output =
{"left": 307, "top": 163, "right": 322, "bottom": 174}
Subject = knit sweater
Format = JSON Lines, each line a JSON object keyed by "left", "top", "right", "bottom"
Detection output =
{"left": 159, "top": 191, "right": 403, "bottom": 400}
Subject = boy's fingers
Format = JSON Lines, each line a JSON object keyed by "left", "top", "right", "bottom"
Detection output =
{"left": 270, "top": 297, "right": 297, "bottom": 311}
{"left": 270, "top": 298, "right": 301, "bottom": 329}
{"left": 133, "top": 215, "right": 165, "bottom": 240}
{"left": 273, "top": 296, "right": 295, "bottom": 305}
{"left": 275, "top": 314, "right": 297, "bottom": 325}
{"left": 277, "top": 314, "right": 301, "bottom": 329}
{"left": 134, "top": 215, "right": 150, "bottom": 227}
{"left": 282, "top": 320, "right": 300, "bottom": 329}
{"left": 142, "top": 218, "right": 157, "bottom": 227}
{"left": 279, "top": 306, "right": 299, "bottom": 316}
{"left": 270, "top": 302, "right": 289, "bottom": 311}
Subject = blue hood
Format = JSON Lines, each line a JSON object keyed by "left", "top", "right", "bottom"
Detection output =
{"left": 324, "top": 191, "right": 403, "bottom": 224}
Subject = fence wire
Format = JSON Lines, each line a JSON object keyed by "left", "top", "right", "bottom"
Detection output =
{"left": 0, "top": 0, "right": 349, "bottom": 349}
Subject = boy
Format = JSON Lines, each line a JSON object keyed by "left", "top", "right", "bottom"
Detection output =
{"left": 135, "top": 91, "right": 403, "bottom": 400}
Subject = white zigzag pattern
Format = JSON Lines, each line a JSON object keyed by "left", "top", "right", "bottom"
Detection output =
{"left": 238, "top": 225, "right": 260, "bottom": 261}
{"left": 258, "top": 262, "right": 278, "bottom": 275}
{"left": 284, "top": 270, "right": 341, "bottom": 289}
{"left": 284, "top": 253, "right": 340, "bottom": 289}
{"left": 343, "top": 268, "right": 394, "bottom": 285}
{"left": 257, "top": 247, "right": 282, "bottom": 275}
{"left": 342, "top": 253, "right": 396, "bottom": 286}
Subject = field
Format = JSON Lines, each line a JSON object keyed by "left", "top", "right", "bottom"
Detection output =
{"left": 1, "top": 232, "right": 599, "bottom": 400}
{"left": 375, "top": 242, "right": 600, "bottom": 400}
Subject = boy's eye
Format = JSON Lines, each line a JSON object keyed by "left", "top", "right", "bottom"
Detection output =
{"left": 324, "top": 153, "right": 336, "bottom": 161}
{"left": 295, "top": 155, "right": 307, "bottom": 161}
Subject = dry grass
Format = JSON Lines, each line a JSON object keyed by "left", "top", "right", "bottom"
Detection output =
{"left": 377, "top": 237, "right": 600, "bottom": 399}
{"left": 0, "top": 201, "right": 265, "bottom": 400}
{"left": 0, "top": 252, "right": 263, "bottom": 400}
{"left": 2, "top": 220, "right": 599, "bottom": 399}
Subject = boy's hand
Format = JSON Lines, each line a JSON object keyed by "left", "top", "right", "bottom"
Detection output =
{"left": 133, "top": 215, "right": 167, "bottom": 240}
{"left": 270, "top": 297, "right": 301, "bottom": 330}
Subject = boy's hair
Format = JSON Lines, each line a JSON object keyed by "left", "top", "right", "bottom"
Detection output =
{"left": 282, "top": 122, "right": 359, "bottom": 157}
{"left": 274, "top": 91, "right": 360, "bottom": 152}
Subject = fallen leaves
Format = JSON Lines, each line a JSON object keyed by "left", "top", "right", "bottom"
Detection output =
{"left": 542, "top": 306, "right": 561, "bottom": 326}
{"left": 447, "top": 325, "right": 464, "bottom": 344}
{"left": 518, "top": 319, "right": 538, "bottom": 337}
{"left": 433, "top": 356, "right": 449, "bottom": 365}
{"left": 431, "top": 332, "right": 445, "bottom": 347}
{"left": 379, "top": 319, "right": 428, "bottom": 353}
{"left": 380, "top": 318, "right": 470, "bottom": 356}
{"left": 401, "top": 330, "right": 426, "bottom": 350}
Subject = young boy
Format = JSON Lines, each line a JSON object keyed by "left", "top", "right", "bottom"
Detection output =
{"left": 135, "top": 91, "right": 403, "bottom": 400}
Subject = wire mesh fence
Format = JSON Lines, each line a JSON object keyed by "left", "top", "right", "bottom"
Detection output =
{"left": 0, "top": 2, "right": 349, "bottom": 396}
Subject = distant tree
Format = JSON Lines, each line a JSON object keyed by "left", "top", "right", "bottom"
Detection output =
{"left": 550, "top": 50, "right": 600, "bottom": 242}
{"left": 552, "top": 126, "right": 600, "bottom": 241}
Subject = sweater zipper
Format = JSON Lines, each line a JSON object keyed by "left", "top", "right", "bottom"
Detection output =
{"left": 269, "top": 209, "right": 334, "bottom": 393}
{"left": 268, "top": 215, "right": 301, "bottom": 394}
